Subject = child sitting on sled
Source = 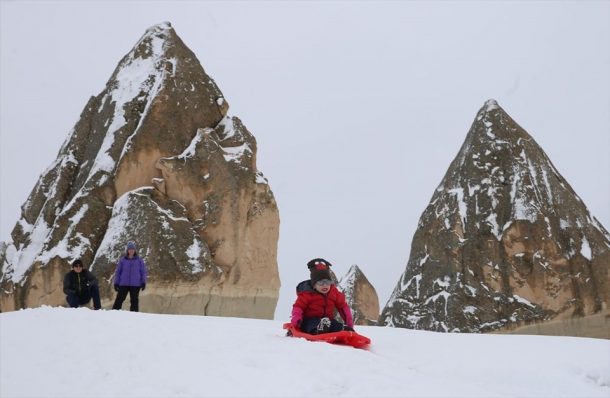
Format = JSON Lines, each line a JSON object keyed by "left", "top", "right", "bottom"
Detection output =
{"left": 290, "top": 258, "right": 354, "bottom": 334}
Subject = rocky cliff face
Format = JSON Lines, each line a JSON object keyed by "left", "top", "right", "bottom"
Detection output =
{"left": 0, "top": 22, "right": 280, "bottom": 318}
{"left": 379, "top": 100, "right": 610, "bottom": 334}
{"left": 338, "top": 265, "right": 379, "bottom": 325}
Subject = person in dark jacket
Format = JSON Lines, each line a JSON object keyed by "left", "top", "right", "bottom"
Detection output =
{"left": 63, "top": 259, "right": 101, "bottom": 310}
{"left": 112, "top": 241, "right": 148, "bottom": 312}
{"left": 291, "top": 258, "right": 354, "bottom": 334}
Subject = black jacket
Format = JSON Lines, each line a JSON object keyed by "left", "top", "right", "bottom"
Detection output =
{"left": 63, "top": 270, "right": 98, "bottom": 296}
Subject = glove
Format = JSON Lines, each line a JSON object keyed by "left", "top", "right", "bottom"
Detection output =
{"left": 114, "top": 284, "right": 119, "bottom": 292}
{"left": 141, "top": 283, "right": 146, "bottom": 291}
{"left": 343, "top": 325, "right": 355, "bottom": 332}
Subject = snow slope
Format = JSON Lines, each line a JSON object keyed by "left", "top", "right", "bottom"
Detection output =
{"left": 0, "top": 307, "right": 608, "bottom": 398}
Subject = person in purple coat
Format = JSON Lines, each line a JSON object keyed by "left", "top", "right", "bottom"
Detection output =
{"left": 112, "top": 241, "right": 147, "bottom": 312}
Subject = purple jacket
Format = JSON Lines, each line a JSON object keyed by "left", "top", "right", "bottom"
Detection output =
{"left": 114, "top": 255, "right": 147, "bottom": 287}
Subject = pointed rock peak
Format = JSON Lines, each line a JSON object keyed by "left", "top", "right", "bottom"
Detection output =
{"left": 344, "top": 264, "right": 363, "bottom": 280}
{"left": 338, "top": 264, "right": 380, "bottom": 326}
{"left": 463, "top": 99, "right": 533, "bottom": 150}
{"left": 138, "top": 21, "right": 178, "bottom": 48}
{"left": 0, "top": 24, "right": 278, "bottom": 319}
{"left": 483, "top": 98, "right": 499, "bottom": 112}
{"left": 113, "top": 23, "right": 187, "bottom": 80}
{"left": 339, "top": 264, "right": 372, "bottom": 291}
{"left": 129, "top": 23, "right": 175, "bottom": 61}
{"left": 474, "top": 98, "right": 509, "bottom": 124}
{"left": 380, "top": 99, "right": 610, "bottom": 335}
{"left": 107, "top": 25, "right": 177, "bottom": 104}
{"left": 145, "top": 21, "right": 173, "bottom": 34}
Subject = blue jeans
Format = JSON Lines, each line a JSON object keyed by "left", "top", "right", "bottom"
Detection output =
{"left": 66, "top": 284, "right": 101, "bottom": 310}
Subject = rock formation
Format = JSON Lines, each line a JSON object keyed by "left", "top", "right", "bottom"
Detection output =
{"left": 338, "top": 265, "right": 379, "bottom": 325}
{"left": 0, "top": 22, "right": 280, "bottom": 318}
{"left": 379, "top": 100, "right": 610, "bottom": 335}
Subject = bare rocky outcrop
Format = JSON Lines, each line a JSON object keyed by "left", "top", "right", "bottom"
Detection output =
{"left": 0, "top": 242, "right": 6, "bottom": 267}
{"left": 379, "top": 100, "right": 610, "bottom": 336}
{"left": 495, "top": 310, "right": 610, "bottom": 339}
{"left": 0, "top": 22, "right": 280, "bottom": 318}
{"left": 338, "top": 265, "right": 379, "bottom": 325}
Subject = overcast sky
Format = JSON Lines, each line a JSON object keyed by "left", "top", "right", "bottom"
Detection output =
{"left": 1, "top": 1, "right": 609, "bottom": 319}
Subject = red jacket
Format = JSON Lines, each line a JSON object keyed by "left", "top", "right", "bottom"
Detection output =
{"left": 291, "top": 281, "right": 353, "bottom": 328}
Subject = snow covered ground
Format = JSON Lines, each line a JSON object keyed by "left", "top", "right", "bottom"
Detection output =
{"left": 1, "top": 307, "right": 608, "bottom": 398}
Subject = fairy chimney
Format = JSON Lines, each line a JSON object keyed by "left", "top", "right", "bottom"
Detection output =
{"left": 0, "top": 22, "right": 280, "bottom": 318}
{"left": 379, "top": 100, "right": 610, "bottom": 337}
{"left": 338, "top": 265, "right": 380, "bottom": 325}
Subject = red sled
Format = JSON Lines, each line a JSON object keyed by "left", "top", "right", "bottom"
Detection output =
{"left": 283, "top": 323, "right": 371, "bottom": 349}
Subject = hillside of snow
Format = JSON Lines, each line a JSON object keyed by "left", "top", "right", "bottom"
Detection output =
{"left": 1, "top": 307, "right": 608, "bottom": 397}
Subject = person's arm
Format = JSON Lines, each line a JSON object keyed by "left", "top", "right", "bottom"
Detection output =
{"left": 114, "top": 260, "right": 123, "bottom": 287}
{"left": 63, "top": 273, "right": 74, "bottom": 295}
{"left": 338, "top": 304, "right": 354, "bottom": 329}
{"left": 291, "top": 295, "right": 307, "bottom": 328}
{"left": 291, "top": 307, "right": 303, "bottom": 328}
{"left": 140, "top": 258, "right": 147, "bottom": 286}
{"left": 86, "top": 271, "right": 98, "bottom": 286}
{"left": 335, "top": 292, "right": 354, "bottom": 328}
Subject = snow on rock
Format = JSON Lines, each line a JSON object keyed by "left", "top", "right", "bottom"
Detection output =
{"left": 3, "top": 219, "right": 51, "bottom": 284}
{"left": 338, "top": 265, "right": 380, "bottom": 325}
{"left": 176, "top": 128, "right": 208, "bottom": 159}
{"left": 484, "top": 98, "right": 499, "bottom": 111}
{"left": 580, "top": 236, "right": 592, "bottom": 260}
{"left": 1, "top": 23, "right": 279, "bottom": 319}
{"left": 380, "top": 100, "right": 610, "bottom": 336}
{"left": 92, "top": 187, "right": 214, "bottom": 278}
{"left": 95, "top": 23, "right": 172, "bottom": 180}
{"left": 37, "top": 204, "right": 92, "bottom": 265}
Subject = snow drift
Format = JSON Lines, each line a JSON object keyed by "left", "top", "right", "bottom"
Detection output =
{"left": 1, "top": 307, "right": 608, "bottom": 397}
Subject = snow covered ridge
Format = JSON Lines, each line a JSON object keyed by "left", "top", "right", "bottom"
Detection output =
{"left": 0, "top": 22, "right": 279, "bottom": 319}
{"left": 94, "top": 22, "right": 174, "bottom": 180}
{"left": 1, "top": 307, "right": 608, "bottom": 398}
{"left": 381, "top": 100, "right": 610, "bottom": 336}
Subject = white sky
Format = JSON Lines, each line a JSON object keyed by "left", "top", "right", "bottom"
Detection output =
{"left": 1, "top": 307, "right": 608, "bottom": 397}
{"left": 1, "top": 1, "right": 609, "bottom": 320}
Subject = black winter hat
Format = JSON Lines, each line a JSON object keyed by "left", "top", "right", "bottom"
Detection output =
{"left": 72, "top": 259, "right": 83, "bottom": 268}
{"left": 310, "top": 268, "right": 332, "bottom": 286}
{"left": 307, "top": 258, "right": 332, "bottom": 270}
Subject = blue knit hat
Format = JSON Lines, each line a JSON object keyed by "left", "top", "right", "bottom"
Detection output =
{"left": 126, "top": 241, "right": 136, "bottom": 250}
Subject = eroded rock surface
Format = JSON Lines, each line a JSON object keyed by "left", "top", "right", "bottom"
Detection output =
{"left": 379, "top": 100, "right": 610, "bottom": 336}
{"left": 1, "top": 23, "right": 279, "bottom": 318}
{"left": 338, "top": 265, "right": 379, "bottom": 325}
